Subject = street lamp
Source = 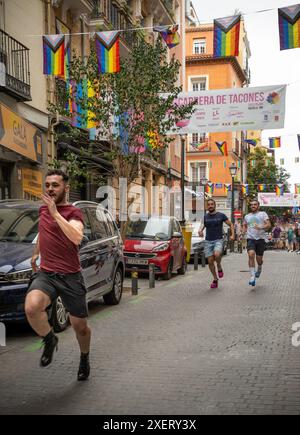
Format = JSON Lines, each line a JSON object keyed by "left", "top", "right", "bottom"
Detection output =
{"left": 229, "top": 162, "right": 237, "bottom": 252}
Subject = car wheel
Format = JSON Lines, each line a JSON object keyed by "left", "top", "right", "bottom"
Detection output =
{"left": 103, "top": 267, "right": 123, "bottom": 305}
{"left": 50, "top": 297, "right": 69, "bottom": 333}
{"left": 163, "top": 258, "right": 173, "bottom": 280}
{"left": 178, "top": 256, "right": 187, "bottom": 275}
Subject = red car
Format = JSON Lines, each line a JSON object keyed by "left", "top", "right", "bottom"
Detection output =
{"left": 124, "top": 216, "right": 187, "bottom": 280}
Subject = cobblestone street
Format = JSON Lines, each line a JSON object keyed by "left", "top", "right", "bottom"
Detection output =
{"left": 0, "top": 250, "right": 300, "bottom": 415}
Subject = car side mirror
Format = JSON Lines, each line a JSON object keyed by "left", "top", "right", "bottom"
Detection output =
{"left": 80, "top": 235, "right": 89, "bottom": 250}
{"left": 173, "top": 231, "right": 182, "bottom": 238}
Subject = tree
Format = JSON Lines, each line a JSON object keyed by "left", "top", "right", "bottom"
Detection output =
{"left": 247, "top": 147, "right": 290, "bottom": 219}
{"left": 50, "top": 37, "right": 195, "bottom": 189}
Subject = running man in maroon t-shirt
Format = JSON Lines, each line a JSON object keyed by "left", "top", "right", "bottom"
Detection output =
{"left": 25, "top": 169, "right": 91, "bottom": 381}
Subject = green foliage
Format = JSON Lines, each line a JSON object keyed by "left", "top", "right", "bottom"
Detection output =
{"left": 50, "top": 37, "right": 195, "bottom": 184}
{"left": 247, "top": 147, "right": 290, "bottom": 217}
{"left": 49, "top": 150, "right": 87, "bottom": 190}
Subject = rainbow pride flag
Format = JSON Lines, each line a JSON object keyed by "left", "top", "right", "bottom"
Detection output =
{"left": 153, "top": 25, "right": 180, "bottom": 49}
{"left": 258, "top": 184, "right": 266, "bottom": 192}
{"left": 224, "top": 183, "right": 231, "bottom": 194}
{"left": 205, "top": 182, "right": 214, "bottom": 195}
{"left": 276, "top": 184, "right": 284, "bottom": 196}
{"left": 295, "top": 184, "right": 300, "bottom": 194}
{"left": 43, "top": 35, "right": 65, "bottom": 76}
{"left": 55, "top": 19, "right": 71, "bottom": 80}
{"left": 269, "top": 137, "right": 281, "bottom": 148}
{"left": 213, "top": 15, "right": 241, "bottom": 57}
{"left": 95, "top": 31, "right": 120, "bottom": 74}
{"left": 241, "top": 184, "right": 249, "bottom": 196}
{"left": 278, "top": 4, "right": 300, "bottom": 50}
{"left": 216, "top": 141, "right": 228, "bottom": 156}
{"left": 244, "top": 139, "right": 259, "bottom": 146}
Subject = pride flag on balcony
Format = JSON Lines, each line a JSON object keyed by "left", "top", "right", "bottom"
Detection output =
{"left": 216, "top": 141, "right": 228, "bottom": 156}
{"left": 269, "top": 137, "right": 281, "bottom": 148}
{"left": 276, "top": 184, "right": 284, "bottom": 196}
{"left": 153, "top": 25, "right": 180, "bottom": 49}
{"left": 95, "top": 31, "right": 120, "bottom": 74}
{"left": 43, "top": 34, "right": 65, "bottom": 76}
{"left": 213, "top": 15, "right": 241, "bottom": 57}
{"left": 278, "top": 4, "right": 300, "bottom": 50}
{"left": 244, "top": 139, "right": 259, "bottom": 146}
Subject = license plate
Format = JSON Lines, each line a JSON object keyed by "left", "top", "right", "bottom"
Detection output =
{"left": 126, "top": 258, "right": 148, "bottom": 265}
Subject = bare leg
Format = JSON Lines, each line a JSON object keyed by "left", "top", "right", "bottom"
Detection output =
{"left": 208, "top": 256, "right": 218, "bottom": 281}
{"left": 70, "top": 316, "right": 91, "bottom": 354}
{"left": 215, "top": 252, "right": 222, "bottom": 271}
{"left": 25, "top": 290, "right": 52, "bottom": 337}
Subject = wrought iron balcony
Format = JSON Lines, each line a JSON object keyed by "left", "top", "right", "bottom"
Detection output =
{"left": 0, "top": 29, "right": 31, "bottom": 101}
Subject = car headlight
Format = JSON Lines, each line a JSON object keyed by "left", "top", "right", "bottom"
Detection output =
{"left": 6, "top": 269, "right": 32, "bottom": 283}
{"left": 152, "top": 242, "right": 169, "bottom": 252}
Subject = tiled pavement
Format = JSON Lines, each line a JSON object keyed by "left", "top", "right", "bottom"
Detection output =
{"left": 0, "top": 250, "right": 300, "bottom": 415}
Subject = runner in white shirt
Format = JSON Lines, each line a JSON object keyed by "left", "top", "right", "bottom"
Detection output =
{"left": 242, "top": 199, "right": 271, "bottom": 287}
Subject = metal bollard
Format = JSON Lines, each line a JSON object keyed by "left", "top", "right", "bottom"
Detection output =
{"left": 201, "top": 251, "right": 206, "bottom": 267}
{"left": 149, "top": 263, "right": 155, "bottom": 288}
{"left": 131, "top": 267, "right": 138, "bottom": 295}
{"left": 194, "top": 250, "right": 199, "bottom": 270}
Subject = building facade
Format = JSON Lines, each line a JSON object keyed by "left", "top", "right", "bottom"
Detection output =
{"left": 185, "top": 20, "right": 251, "bottom": 218}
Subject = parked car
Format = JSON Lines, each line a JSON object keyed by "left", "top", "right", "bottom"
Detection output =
{"left": 0, "top": 200, "right": 124, "bottom": 332}
{"left": 189, "top": 221, "right": 228, "bottom": 261}
{"left": 124, "top": 215, "right": 187, "bottom": 280}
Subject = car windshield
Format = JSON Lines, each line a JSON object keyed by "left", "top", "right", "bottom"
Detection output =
{"left": 0, "top": 208, "right": 39, "bottom": 243}
{"left": 126, "top": 217, "right": 171, "bottom": 240}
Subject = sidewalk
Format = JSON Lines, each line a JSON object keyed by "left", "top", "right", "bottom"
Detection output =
{"left": 0, "top": 250, "right": 300, "bottom": 415}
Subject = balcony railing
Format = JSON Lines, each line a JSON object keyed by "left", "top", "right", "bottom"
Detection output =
{"left": 0, "top": 29, "right": 31, "bottom": 101}
{"left": 91, "top": 0, "right": 136, "bottom": 49}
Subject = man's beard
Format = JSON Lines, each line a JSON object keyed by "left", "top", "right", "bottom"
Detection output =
{"left": 51, "top": 191, "right": 67, "bottom": 204}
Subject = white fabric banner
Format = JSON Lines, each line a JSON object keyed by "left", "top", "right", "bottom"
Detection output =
{"left": 171, "top": 85, "right": 286, "bottom": 134}
{"left": 258, "top": 193, "right": 300, "bottom": 207}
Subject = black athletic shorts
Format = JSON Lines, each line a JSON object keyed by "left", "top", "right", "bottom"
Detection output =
{"left": 247, "top": 239, "right": 266, "bottom": 257}
{"left": 27, "top": 271, "right": 88, "bottom": 318}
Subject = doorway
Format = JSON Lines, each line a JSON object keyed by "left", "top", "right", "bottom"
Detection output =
{"left": 0, "top": 163, "right": 11, "bottom": 199}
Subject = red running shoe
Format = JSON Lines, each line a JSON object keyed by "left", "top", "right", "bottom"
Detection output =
{"left": 210, "top": 280, "right": 218, "bottom": 289}
{"left": 218, "top": 269, "right": 224, "bottom": 278}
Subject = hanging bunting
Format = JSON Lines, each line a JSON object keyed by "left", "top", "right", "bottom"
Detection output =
{"left": 258, "top": 183, "right": 266, "bottom": 192}
{"left": 205, "top": 182, "right": 214, "bottom": 195}
{"left": 276, "top": 184, "right": 285, "bottom": 196}
{"left": 55, "top": 18, "right": 71, "bottom": 80}
{"left": 241, "top": 184, "right": 249, "bottom": 196}
{"left": 153, "top": 25, "right": 180, "bottom": 49}
{"left": 244, "top": 139, "right": 259, "bottom": 146}
{"left": 213, "top": 15, "right": 241, "bottom": 57}
{"left": 278, "top": 4, "right": 300, "bottom": 50}
{"left": 216, "top": 141, "right": 228, "bottom": 156}
{"left": 269, "top": 137, "right": 281, "bottom": 148}
{"left": 224, "top": 183, "right": 232, "bottom": 194}
{"left": 295, "top": 183, "right": 300, "bottom": 194}
{"left": 43, "top": 34, "right": 65, "bottom": 76}
{"left": 95, "top": 31, "right": 120, "bottom": 74}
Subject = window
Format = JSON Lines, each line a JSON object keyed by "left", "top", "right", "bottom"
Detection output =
{"left": 280, "top": 158, "right": 284, "bottom": 165}
{"left": 191, "top": 78, "right": 206, "bottom": 91}
{"left": 192, "top": 133, "right": 207, "bottom": 144}
{"left": 81, "top": 209, "right": 93, "bottom": 241}
{"left": 295, "top": 157, "right": 299, "bottom": 163}
{"left": 190, "top": 162, "right": 207, "bottom": 182}
{"left": 104, "top": 210, "right": 118, "bottom": 236}
{"left": 193, "top": 39, "right": 206, "bottom": 54}
{"left": 89, "top": 207, "right": 109, "bottom": 239}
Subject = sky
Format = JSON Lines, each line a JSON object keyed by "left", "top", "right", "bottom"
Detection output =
{"left": 193, "top": 0, "right": 300, "bottom": 189}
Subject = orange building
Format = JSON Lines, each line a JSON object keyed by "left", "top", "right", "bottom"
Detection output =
{"left": 185, "top": 21, "right": 251, "bottom": 216}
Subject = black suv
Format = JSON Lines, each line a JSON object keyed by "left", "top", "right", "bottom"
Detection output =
{"left": 0, "top": 200, "right": 124, "bottom": 332}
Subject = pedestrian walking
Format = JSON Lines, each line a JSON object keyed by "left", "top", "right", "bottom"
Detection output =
{"left": 242, "top": 199, "right": 271, "bottom": 287}
{"left": 198, "top": 199, "right": 234, "bottom": 289}
{"left": 287, "top": 224, "right": 295, "bottom": 252}
{"left": 25, "top": 169, "right": 91, "bottom": 381}
{"left": 272, "top": 223, "right": 281, "bottom": 249}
